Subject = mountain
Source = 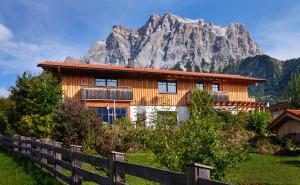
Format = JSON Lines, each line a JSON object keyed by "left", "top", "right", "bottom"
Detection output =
{"left": 80, "top": 13, "right": 262, "bottom": 72}
{"left": 223, "top": 55, "right": 300, "bottom": 103}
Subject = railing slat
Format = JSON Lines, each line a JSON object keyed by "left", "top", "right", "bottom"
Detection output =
{"left": 73, "top": 151, "right": 109, "bottom": 169}
{"left": 55, "top": 170, "right": 72, "bottom": 184}
{"left": 73, "top": 166, "right": 109, "bottom": 185}
{"left": 55, "top": 158, "right": 72, "bottom": 170}
{"left": 115, "top": 161, "right": 187, "bottom": 185}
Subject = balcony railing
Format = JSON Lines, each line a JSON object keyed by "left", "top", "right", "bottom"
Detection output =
{"left": 81, "top": 86, "right": 133, "bottom": 101}
{"left": 210, "top": 91, "right": 229, "bottom": 101}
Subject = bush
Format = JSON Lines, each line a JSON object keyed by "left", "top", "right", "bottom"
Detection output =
{"left": 19, "top": 114, "right": 54, "bottom": 137}
{"left": 9, "top": 71, "right": 62, "bottom": 137}
{"left": 53, "top": 99, "right": 103, "bottom": 154}
{"left": 146, "top": 90, "right": 249, "bottom": 180}
{"left": 0, "top": 97, "right": 16, "bottom": 135}
{"left": 247, "top": 111, "right": 271, "bottom": 136}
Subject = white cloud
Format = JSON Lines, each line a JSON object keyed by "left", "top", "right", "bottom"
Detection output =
{"left": 0, "top": 24, "right": 85, "bottom": 76}
{"left": 0, "top": 24, "right": 13, "bottom": 42}
{"left": 257, "top": 4, "right": 300, "bottom": 60}
{"left": 0, "top": 88, "right": 10, "bottom": 98}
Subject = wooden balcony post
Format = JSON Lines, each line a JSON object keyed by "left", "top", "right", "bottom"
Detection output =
{"left": 71, "top": 145, "right": 83, "bottom": 185}
{"left": 109, "top": 151, "right": 125, "bottom": 185}
{"left": 186, "top": 163, "right": 213, "bottom": 185}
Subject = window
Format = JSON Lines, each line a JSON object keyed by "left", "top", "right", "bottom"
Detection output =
{"left": 95, "top": 78, "right": 117, "bottom": 87}
{"left": 212, "top": 84, "right": 219, "bottom": 92}
{"left": 158, "top": 81, "right": 177, "bottom": 93}
{"left": 196, "top": 82, "right": 204, "bottom": 90}
{"left": 96, "top": 107, "right": 127, "bottom": 124}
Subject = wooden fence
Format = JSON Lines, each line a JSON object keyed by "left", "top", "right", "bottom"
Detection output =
{"left": 0, "top": 134, "right": 232, "bottom": 185}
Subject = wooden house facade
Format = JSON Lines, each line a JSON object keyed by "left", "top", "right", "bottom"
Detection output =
{"left": 38, "top": 61, "right": 266, "bottom": 124}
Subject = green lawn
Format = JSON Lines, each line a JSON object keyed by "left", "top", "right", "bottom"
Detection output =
{"left": 1, "top": 149, "right": 299, "bottom": 185}
{"left": 224, "top": 153, "right": 300, "bottom": 185}
{"left": 0, "top": 149, "right": 63, "bottom": 185}
{"left": 127, "top": 152, "right": 300, "bottom": 185}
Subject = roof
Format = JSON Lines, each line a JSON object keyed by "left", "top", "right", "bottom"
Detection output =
{"left": 268, "top": 109, "right": 300, "bottom": 130}
{"left": 37, "top": 61, "right": 266, "bottom": 83}
{"left": 286, "top": 109, "right": 300, "bottom": 118}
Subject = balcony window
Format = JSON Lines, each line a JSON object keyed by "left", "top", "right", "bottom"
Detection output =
{"left": 95, "top": 78, "right": 117, "bottom": 87}
{"left": 158, "top": 81, "right": 177, "bottom": 93}
{"left": 212, "top": 84, "right": 220, "bottom": 92}
{"left": 96, "top": 107, "right": 127, "bottom": 124}
{"left": 196, "top": 82, "right": 204, "bottom": 90}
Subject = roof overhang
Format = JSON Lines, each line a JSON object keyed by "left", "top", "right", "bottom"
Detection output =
{"left": 37, "top": 61, "right": 266, "bottom": 84}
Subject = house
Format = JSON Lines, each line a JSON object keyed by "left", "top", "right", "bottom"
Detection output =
{"left": 267, "top": 109, "right": 300, "bottom": 144}
{"left": 38, "top": 61, "right": 266, "bottom": 124}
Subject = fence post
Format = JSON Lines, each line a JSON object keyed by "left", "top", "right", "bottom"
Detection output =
{"left": 13, "top": 135, "right": 20, "bottom": 152}
{"left": 20, "top": 136, "right": 26, "bottom": 155}
{"left": 53, "top": 141, "right": 62, "bottom": 178}
{"left": 71, "top": 145, "right": 83, "bottom": 185}
{"left": 0, "top": 134, "right": 2, "bottom": 147}
{"left": 25, "top": 137, "right": 31, "bottom": 157}
{"left": 41, "top": 139, "right": 48, "bottom": 168}
{"left": 186, "top": 163, "right": 213, "bottom": 185}
{"left": 109, "top": 151, "right": 125, "bottom": 185}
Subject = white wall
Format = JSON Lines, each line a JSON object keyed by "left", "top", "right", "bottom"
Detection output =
{"left": 130, "top": 106, "right": 189, "bottom": 126}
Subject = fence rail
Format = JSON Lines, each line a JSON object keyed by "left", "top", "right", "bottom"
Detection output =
{"left": 0, "top": 134, "right": 232, "bottom": 185}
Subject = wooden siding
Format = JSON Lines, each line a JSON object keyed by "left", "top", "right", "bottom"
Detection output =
{"left": 277, "top": 119, "right": 300, "bottom": 137}
{"left": 61, "top": 73, "right": 253, "bottom": 107}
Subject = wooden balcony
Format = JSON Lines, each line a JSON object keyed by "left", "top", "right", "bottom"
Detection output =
{"left": 210, "top": 91, "right": 229, "bottom": 101}
{"left": 81, "top": 86, "right": 133, "bottom": 101}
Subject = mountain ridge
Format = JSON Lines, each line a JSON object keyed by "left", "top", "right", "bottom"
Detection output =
{"left": 76, "top": 13, "right": 262, "bottom": 72}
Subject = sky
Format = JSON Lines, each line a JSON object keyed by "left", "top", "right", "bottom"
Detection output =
{"left": 1, "top": 0, "right": 300, "bottom": 97}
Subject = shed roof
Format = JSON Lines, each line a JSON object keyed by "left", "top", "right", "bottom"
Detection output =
{"left": 267, "top": 109, "right": 300, "bottom": 130}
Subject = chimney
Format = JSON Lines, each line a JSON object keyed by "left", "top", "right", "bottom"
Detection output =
{"left": 127, "top": 58, "right": 135, "bottom": 68}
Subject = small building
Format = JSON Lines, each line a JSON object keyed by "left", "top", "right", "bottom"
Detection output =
{"left": 38, "top": 61, "right": 266, "bottom": 124}
{"left": 267, "top": 109, "right": 300, "bottom": 144}
{"left": 267, "top": 102, "right": 293, "bottom": 118}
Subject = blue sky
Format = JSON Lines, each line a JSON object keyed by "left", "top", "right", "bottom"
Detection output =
{"left": 1, "top": 0, "right": 300, "bottom": 97}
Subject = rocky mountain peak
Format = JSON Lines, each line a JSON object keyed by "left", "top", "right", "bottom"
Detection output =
{"left": 81, "top": 13, "right": 262, "bottom": 72}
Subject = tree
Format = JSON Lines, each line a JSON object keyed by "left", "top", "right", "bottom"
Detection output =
{"left": 0, "top": 97, "right": 16, "bottom": 135}
{"left": 147, "top": 90, "right": 248, "bottom": 180}
{"left": 284, "top": 73, "right": 300, "bottom": 108}
{"left": 53, "top": 99, "right": 103, "bottom": 154}
{"left": 247, "top": 110, "right": 271, "bottom": 136}
{"left": 9, "top": 71, "right": 63, "bottom": 137}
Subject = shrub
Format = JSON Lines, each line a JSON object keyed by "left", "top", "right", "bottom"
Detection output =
{"left": 9, "top": 71, "right": 62, "bottom": 137}
{"left": 146, "top": 90, "right": 249, "bottom": 180}
{"left": 0, "top": 97, "right": 16, "bottom": 135}
{"left": 247, "top": 111, "right": 271, "bottom": 136}
{"left": 53, "top": 99, "right": 103, "bottom": 154}
{"left": 19, "top": 114, "right": 54, "bottom": 137}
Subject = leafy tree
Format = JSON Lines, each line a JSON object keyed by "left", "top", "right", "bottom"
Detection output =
{"left": 247, "top": 110, "right": 271, "bottom": 136}
{"left": 147, "top": 90, "right": 248, "bottom": 180}
{"left": 284, "top": 73, "right": 300, "bottom": 108}
{"left": 9, "top": 71, "right": 63, "bottom": 137}
{"left": 53, "top": 99, "right": 103, "bottom": 154}
{"left": 0, "top": 97, "right": 16, "bottom": 135}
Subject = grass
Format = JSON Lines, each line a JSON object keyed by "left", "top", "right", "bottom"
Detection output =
{"left": 0, "top": 149, "right": 63, "bottom": 185}
{"left": 224, "top": 153, "right": 300, "bottom": 185}
{"left": 1, "top": 149, "right": 299, "bottom": 185}
{"left": 127, "top": 152, "right": 300, "bottom": 185}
